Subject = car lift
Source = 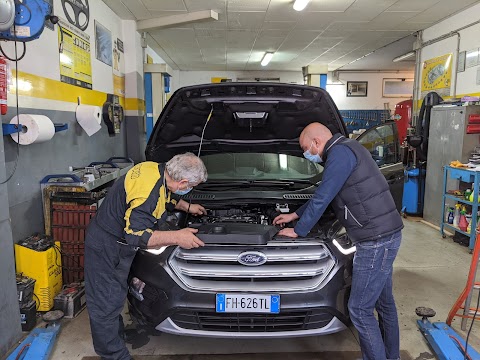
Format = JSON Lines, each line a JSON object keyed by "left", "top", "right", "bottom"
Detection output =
{"left": 417, "top": 307, "right": 480, "bottom": 360}
{"left": 6, "top": 311, "right": 63, "bottom": 360}
{"left": 417, "top": 231, "right": 480, "bottom": 360}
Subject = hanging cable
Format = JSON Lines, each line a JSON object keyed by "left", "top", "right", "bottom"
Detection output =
{"left": 1, "top": 24, "right": 21, "bottom": 185}
{"left": 197, "top": 105, "right": 213, "bottom": 157}
{"left": 182, "top": 105, "right": 213, "bottom": 227}
{"left": 0, "top": 41, "right": 26, "bottom": 62}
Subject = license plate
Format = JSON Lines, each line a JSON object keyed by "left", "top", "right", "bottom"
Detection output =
{"left": 216, "top": 294, "right": 280, "bottom": 313}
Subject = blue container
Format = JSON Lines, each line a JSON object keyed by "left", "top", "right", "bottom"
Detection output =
{"left": 402, "top": 167, "right": 426, "bottom": 215}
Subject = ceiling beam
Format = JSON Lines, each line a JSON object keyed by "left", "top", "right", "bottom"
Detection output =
{"left": 137, "top": 10, "right": 218, "bottom": 31}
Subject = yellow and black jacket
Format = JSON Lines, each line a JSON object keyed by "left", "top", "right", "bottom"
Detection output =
{"left": 94, "top": 162, "right": 176, "bottom": 248}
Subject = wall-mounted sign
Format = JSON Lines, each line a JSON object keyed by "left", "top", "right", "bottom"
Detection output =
{"left": 58, "top": 18, "right": 92, "bottom": 89}
{"left": 117, "top": 38, "right": 124, "bottom": 53}
{"left": 95, "top": 20, "right": 112, "bottom": 67}
{"left": 61, "top": 0, "right": 90, "bottom": 31}
{"left": 421, "top": 53, "right": 452, "bottom": 97}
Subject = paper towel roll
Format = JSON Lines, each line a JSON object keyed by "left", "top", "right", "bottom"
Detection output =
{"left": 76, "top": 105, "right": 102, "bottom": 136}
{"left": 10, "top": 114, "right": 55, "bottom": 145}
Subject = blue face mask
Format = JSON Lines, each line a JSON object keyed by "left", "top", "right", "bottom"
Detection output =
{"left": 303, "top": 142, "right": 322, "bottom": 163}
{"left": 174, "top": 186, "right": 193, "bottom": 196}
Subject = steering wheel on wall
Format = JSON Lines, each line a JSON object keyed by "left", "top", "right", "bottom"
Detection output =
{"left": 61, "top": 0, "right": 89, "bottom": 31}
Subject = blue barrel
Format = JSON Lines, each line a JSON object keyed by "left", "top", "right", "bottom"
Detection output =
{"left": 402, "top": 167, "right": 426, "bottom": 215}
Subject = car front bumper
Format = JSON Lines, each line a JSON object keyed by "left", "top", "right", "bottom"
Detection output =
{"left": 127, "top": 245, "right": 352, "bottom": 338}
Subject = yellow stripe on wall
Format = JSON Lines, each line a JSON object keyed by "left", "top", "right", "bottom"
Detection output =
{"left": 9, "top": 70, "right": 145, "bottom": 111}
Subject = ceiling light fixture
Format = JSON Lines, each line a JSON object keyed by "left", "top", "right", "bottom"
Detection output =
{"left": 293, "top": 0, "right": 311, "bottom": 11}
{"left": 392, "top": 51, "right": 415, "bottom": 62}
{"left": 261, "top": 52, "right": 274, "bottom": 66}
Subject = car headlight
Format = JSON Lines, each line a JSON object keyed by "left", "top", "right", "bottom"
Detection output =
{"left": 332, "top": 227, "right": 356, "bottom": 255}
{"left": 145, "top": 246, "right": 168, "bottom": 255}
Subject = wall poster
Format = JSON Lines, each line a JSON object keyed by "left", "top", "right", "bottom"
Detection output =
{"left": 421, "top": 53, "right": 452, "bottom": 97}
{"left": 58, "top": 18, "right": 92, "bottom": 89}
{"left": 95, "top": 20, "right": 112, "bottom": 66}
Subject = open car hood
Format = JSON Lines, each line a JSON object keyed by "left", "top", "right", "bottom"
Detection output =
{"left": 146, "top": 83, "right": 347, "bottom": 163}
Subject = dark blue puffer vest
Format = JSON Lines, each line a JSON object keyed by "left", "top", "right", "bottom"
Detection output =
{"left": 323, "top": 133, "right": 404, "bottom": 244}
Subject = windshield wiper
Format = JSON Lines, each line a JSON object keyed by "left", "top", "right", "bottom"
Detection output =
{"left": 199, "top": 179, "right": 317, "bottom": 189}
{"left": 278, "top": 179, "right": 319, "bottom": 187}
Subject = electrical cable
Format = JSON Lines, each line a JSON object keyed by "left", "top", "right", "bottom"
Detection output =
{"left": 464, "top": 290, "right": 480, "bottom": 360}
{"left": 0, "top": 23, "right": 21, "bottom": 185}
{"left": 449, "top": 335, "right": 473, "bottom": 360}
{"left": 57, "top": 22, "right": 65, "bottom": 53}
{"left": 0, "top": 41, "right": 26, "bottom": 62}
{"left": 33, "top": 293, "right": 40, "bottom": 311}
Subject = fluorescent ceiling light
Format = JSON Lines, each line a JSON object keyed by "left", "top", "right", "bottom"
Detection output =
{"left": 392, "top": 51, "right": 415, "bottom": 62}
{"left": 261, "top": 52, "right": 274, "bottom": 66}
{"left": 293, "top": 0, "right": 311, "bottom": 11}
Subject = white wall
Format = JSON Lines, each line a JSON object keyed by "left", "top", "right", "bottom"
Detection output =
{"left": 418, "top": 2, "right": 480, "bottom": 100}
{"left": 173, "top": 70, "right": 304, "bottom": 92}
{"left": 327, "top": 71, "right": 414, "bottom": 110}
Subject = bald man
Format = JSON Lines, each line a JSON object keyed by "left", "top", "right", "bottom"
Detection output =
{"left": 274, "top": 123, "right": 403, "bottom": 360}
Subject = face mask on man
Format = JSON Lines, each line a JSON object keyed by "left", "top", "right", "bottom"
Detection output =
{"left": 174, "top": 183, "right": 193, "bottom": 196}
{"left": 303, "top": 141, "right": 322, "bottom": 163}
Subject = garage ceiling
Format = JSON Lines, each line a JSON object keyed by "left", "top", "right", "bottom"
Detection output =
{"left": 103, "top": 0, "right": 480, "bottom": 71}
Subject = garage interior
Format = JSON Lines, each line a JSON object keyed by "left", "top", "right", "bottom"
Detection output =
{"left": 3, "top": 0, "right": 480, "bottom": 359}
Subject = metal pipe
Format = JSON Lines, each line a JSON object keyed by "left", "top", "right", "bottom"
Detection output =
{"left": 412, "top": 31, "right": 423, "bottom": 127}
{"left": 453, "top": 32, "right": 460, "bottom": 98}
{"left": 421, "top": 19, "right": 480, "bottom": 48}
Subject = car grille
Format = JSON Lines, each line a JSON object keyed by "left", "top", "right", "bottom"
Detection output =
{"left": 168, "top": 241, "right": 335, "bottom": 292}
{"left": 170, "top": 309, "right": 334, "bottom": 332}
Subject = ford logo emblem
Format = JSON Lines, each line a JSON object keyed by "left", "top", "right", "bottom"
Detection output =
{"left": 237, "top": 251, "right": 267, "bottom": 266}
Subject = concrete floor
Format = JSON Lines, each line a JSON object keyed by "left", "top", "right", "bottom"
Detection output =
{"left": 47, "top": 218, "right": 480, "bottom": 359}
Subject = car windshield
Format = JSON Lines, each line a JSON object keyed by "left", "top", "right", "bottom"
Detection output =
{"left": 201, "top": 153, "right": 323, "bottom": 181}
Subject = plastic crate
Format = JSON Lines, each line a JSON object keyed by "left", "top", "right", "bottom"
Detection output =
{"left": 51, "top": 203, "right": 97, "bottom": 284}
{"left": 15, "top": 242, "right": 62, "bottom": 311}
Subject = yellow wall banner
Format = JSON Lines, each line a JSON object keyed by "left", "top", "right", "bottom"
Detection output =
{"left": 421, "top": 53, "right": 453, "bottom": 97}
{"left": 58, "top": 19, "right": 93, "bottom": 89}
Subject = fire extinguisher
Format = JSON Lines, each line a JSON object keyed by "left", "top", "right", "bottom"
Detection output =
{"left": 0, "top": 56, "right": 7, "bottom": 115}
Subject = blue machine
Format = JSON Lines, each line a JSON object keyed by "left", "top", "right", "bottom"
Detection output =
{"left": 0, "top": 0, "right": 52, "bottom": 42}
{"left": 402, "top": 167, "right": 426, "bottom": 215}
{"left": 417, "top": 307, "right": 480, "bottom": 360}
{"left": 6, "top": 325, "right": 61, "bottom": 360}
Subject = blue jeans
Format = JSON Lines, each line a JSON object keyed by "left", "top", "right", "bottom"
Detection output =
{"left": 348, "top": 231, "right": 402, "bottom": 360}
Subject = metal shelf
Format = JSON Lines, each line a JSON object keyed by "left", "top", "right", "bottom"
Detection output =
{"left": 444, "top": 194, "right": 477, "bottom": 206}
{"left": 443, "top": 223, "right": 471, "bottom": 237}
{"left": 441, "top": 166, "right": 480, "bottom": 250}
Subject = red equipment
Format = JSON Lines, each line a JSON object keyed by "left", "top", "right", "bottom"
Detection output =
{"left": 393, "top": 99, "right": 412, "bottom": 143}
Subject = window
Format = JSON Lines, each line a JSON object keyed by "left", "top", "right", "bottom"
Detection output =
{"left": 382, "top": 78, "right": 414, "bottom": 98}
{"left": 358, "top": 124, "right": 399, "bottom": 167}
{"left": 201, "top": 153, "right": 323, "bottom": 181}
